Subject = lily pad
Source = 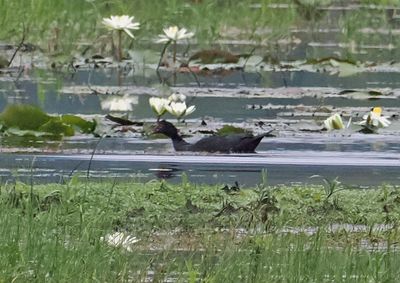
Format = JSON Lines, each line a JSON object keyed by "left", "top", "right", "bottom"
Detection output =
{"left": 0, "top": 104, "right": 51, "bottom": 130}
{"left": 335, "top": 61, "right": 362, "bottom": 77}
{"left": 338, "top": 89, "right": 389, "bottom": 100}
{"left": 0, "top": 104, "right": 96, "bottom": 138}
{"left": 217, "top": 125, "right": 249, "bottom": 136}
{"left": 39, "top": 119, "right": 75, "bottom": 137}
{"left": 61, "top": 114, "right": 96, "bottom": 134}
{"left": 306, "top": 57, "right": 357, "bottom": 66}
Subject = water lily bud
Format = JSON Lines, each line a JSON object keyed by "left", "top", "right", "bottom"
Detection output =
{"left": 165, "top": 101, "right": 196, "bottom": 118}
{"left": 149, "top": 97, "right": 169, "bottom": 116}
{"left": 324, "top": 113, "right": 345, "bottom": 131}
{"left": 168, "top": 93, "right": 186, "bottom": 102}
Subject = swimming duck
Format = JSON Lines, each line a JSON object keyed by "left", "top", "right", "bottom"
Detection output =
{"left": 153, "top": 120, "right": 271, "bottom": 153}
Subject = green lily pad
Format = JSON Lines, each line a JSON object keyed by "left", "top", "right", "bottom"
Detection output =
{"left": 0, "top": 104, "right": 51, "bottom": 130}
{"left": 61, "top": 114, "right": 96, "bottom": 134}
{"left": 217, "top": 125, "right": 248, "bottom": 136}
{"left": 39, "top": 118, "right": 75, "bottom": 137}
{"left": 0, "top": 104, "right": 96, "bottom": 138}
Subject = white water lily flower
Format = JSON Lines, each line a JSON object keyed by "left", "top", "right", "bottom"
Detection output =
{"left": 156, "top": 26, "right": 194, "bottom": 43}
{"left": 165, "top": 101, "right": 196, "bottom": 118}
{"left": 101, "top": 95, "right": 138, "bottom": 111}
{"left": 149, "top": 97, "right": 169, "bottom": 116}
{"left": 358, "top": 107, "right": 391, "bottom": 128}
{"left": 168, "top": 93, "right": 186, "bottom": 102}
{"left": 324, "top": 113, "right": 345, "bottom": 131}
{"left": 184, "top": 105, "right": 196, "bottom": 116}
{"left": 100, "top": 232, "right": 139, "bottom": 252}
{"left": 102, "top": 15, "right": 140, "bottom": 38}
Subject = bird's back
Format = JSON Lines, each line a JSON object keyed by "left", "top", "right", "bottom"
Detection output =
{"left": 190, "top": 133, "right": 264, "bottom": 153}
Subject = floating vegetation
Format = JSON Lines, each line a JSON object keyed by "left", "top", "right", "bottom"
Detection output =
{"left": 0, "top": 104, "right": 96, "bottom": 139}
{"left": 216, "top": 124, "right": 248, "bottom": 136}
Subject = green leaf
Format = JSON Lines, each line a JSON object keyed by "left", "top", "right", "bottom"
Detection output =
{"left": 61, "top": 114, "right": 96, "bottom": 133}
{"left": 39, "top": 118, "right": 75, "bottom": 136}
{"left": 217, "top": 125, "right": 248, "bottom": 136}
{"left": 0, "top": 104, "right": 51, "bottom": 130}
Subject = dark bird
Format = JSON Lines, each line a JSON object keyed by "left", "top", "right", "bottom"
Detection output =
{"left": 153, "top": 120, "right": 271, "bottom": 153}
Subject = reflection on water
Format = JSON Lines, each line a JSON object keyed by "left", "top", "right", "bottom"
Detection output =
{"left": 1, "top": 134, "right": 400, "bottom": 186}
{"left": 3, "top": 69, "right": 400, "bottom": 116}
{"left": 0, "top": 148, "right": 399, "bottom": 186}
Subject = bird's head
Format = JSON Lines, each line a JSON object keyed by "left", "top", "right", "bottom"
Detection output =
{"left": 153, "top": 120, "right": 179, "bottom": 137}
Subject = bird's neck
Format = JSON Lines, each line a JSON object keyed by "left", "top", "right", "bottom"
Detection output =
{"left": 169, "top": 133, "right": 191, "bottom": 151}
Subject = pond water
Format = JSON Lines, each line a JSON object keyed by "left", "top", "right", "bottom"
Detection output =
{"left": 1, "top": 3, "right": 400, "bottom": 186}
{"left": 1, "top": 134, "right": 399, "bottom": 186}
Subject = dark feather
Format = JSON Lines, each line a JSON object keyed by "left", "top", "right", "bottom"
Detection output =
{"left": 153, "top": 120, "right": 271, "bottom": 153}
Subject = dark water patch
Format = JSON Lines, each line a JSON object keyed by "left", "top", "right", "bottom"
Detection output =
{"left": 1, "top": 150, "right": 399, "bottom": 186}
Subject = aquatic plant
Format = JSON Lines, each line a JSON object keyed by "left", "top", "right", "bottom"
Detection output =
{"left": 358, "top": 107, "right": 391, "bottom": 133}
{"left": 102, "top": 15, "right": 140, "bottom": 61}
{"left": 156, "top": 26, "right": 194, "bottom": 65}
{"left": 157, "top": 26, "right": 194, "bottom": 44}
{"left": 168, "top": 93, "right": 186, "bottom": 102}
{"left": 149, "top": 97, "right": 169, "bottom": 121}
{"left": 149, "top": 94, "right": 195, "bottom": 121}
{"left": 323, "top": 113, "right": 345, "bottom": 131}
{"left": 0, "top": 104, "right": 96, "bottom": 138}
{"left": 165, "top": 101, "right": 196, "bottom": 120}
{"left": 310, "top": 175, "right": 346, "bottom": 200}
{"left": 1, "top": 179, "right": 400, "bottom": 282}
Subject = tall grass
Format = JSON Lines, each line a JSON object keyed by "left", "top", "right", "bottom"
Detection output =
{"left": 0, "top": 180, "right": 399, "bottom": 281}
{"left": 202, "top": 231, "right": 400, "bottom": 282}
{"left": 0, "top": 0, "right": 292, "bottom": 52}
{"left": 3, "top": 0, "right": 398, "bottom": 58}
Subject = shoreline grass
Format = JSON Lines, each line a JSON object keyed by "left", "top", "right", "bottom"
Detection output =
{"left": 1, "top": 179, "right": 399, "bottom": 281}
{"left": 1, "top": 0, "right": 399, "bottom": 63}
